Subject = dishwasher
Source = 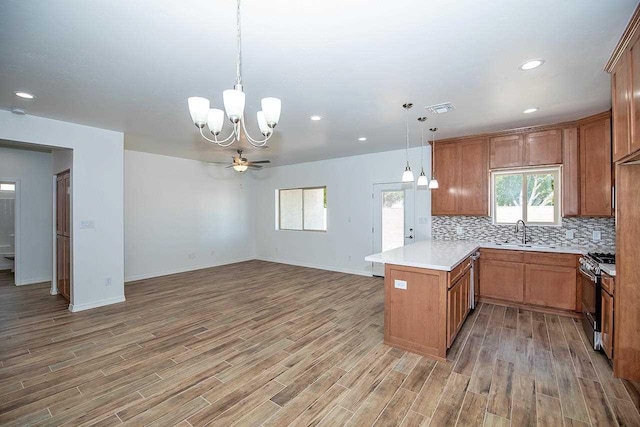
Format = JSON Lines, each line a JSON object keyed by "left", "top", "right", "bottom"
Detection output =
{"left": 469, "top": 251, "right": 480, "bottom": 310}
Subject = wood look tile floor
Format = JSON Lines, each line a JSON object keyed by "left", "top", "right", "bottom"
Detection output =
{"left": 1, "top": 261, "right": 640, "bottom": 426}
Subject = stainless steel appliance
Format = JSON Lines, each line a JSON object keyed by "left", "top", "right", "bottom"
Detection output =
{"left": 578, "top": 252, "right": 615, "bottom": 350}
{"left": 469, "top": 251, "right": 480, "bottom": 310}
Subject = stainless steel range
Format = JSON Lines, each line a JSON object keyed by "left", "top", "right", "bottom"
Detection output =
{"left": 578, "top": 252, "right": 615, "bottom": 350}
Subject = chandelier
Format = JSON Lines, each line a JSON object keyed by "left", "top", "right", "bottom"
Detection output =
{"left": 187, "top": 0, "right": 281, "bottom": 148}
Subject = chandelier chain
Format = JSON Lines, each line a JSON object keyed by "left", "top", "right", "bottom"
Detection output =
{"left": 236, "top": 0, "right": 242, "bottom": 85}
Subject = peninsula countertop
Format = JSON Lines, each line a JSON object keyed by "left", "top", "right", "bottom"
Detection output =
{"left": 364, "top": 239, "right": 605, "bottom": 272}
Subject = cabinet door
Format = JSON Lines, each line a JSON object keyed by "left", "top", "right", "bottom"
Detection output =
{"left": 447, "top": 269, "right": 470, "bottom": 348}
{"left": 524, "top": 129, "right": 562, "bottom": 166}
{"left": 490, "top": 134, "right": 523, "bottom": 169}
{"left": 459, "top": 138, "right": 489, "bottom": 215}
{"left": 601, "top": 290, "right": 614, "bottom": 360}
{"left": 524, "top": 264, "right": 577, "bottom": 311}
{"left": 432, "top": 142, "right": 460, "bottom": 215}
{"left": 580, "top": 118, "right": 613, "bottom": 216}
{"left": 562, "top": 127, "right": 580, "bottom": 216}
{"left": 630, "top": 36, "right": 640, "bottom": 155}
{"left": 479, "top": 259, "right": 524, "bottom": 303}
{"left": 613, "top": 51, "right": 631, "bottom": 161}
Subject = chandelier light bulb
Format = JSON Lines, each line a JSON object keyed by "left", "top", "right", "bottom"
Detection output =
{"left": 261, "top": 97, "right": 282, "bottom": 128}
{"left": 188, "top": 97, "right": 210, "bottom": 128}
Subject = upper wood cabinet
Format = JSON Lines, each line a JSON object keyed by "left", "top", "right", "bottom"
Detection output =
{"left": 580, "top": 117, "right": 613, "bottom": 216}
{"left": 630, "top": 35, "right": 640, "bottom": 155}
{"left": 612, "top": 50, "right": 632, "bottom": 161}
{"left": 432, "top": 138, "right": 488, "bottom": 216}
{"left": 525, "top": 129, "right": 562, "bottom": 166}
{"left": 562, "top": 127, "right": 580, "bottom": 217}
{"left": 490, "top": 134, "right": 523, "bottom": 169}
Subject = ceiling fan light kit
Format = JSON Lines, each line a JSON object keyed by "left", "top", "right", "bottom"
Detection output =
{"left": 188, "top": 0, "right": 281, "bottom": 148}
{"left": 220, "top": 149, "right": 271, "bottom": 173}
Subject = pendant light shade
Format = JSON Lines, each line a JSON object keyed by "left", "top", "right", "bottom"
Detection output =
{"left": 257, "top": 111, "right": 271, "bottom": 136}
{"left": 428, "top": 179, "right": 439, "bottom": 189}
{"left": 223, "top": 89, "right": 246, "bottom": 123}
{"left": 402, "top": 163, "right": 415, "bottom": 183}
{"left": 188, "top": 97, "right": 210, "bottom": 128}
{"left": 207, "top": 108, "right": 225, "bottom": 135}
{"left": 429, "top": 127, "right": 439, "bottom": 190}
{"left": 417, "top": 170, "right": 429, "bottom": 187}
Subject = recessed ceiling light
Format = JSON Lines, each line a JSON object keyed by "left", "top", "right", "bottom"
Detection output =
{"left": 310, "top": 115, "right": 322, "bottom": 121}
{"left": 523, "top": 108, "right": 538, "bottom": 114}
{"left": 358, "top": 137, "right": 367, "bottom": 141}
{"left": 519, "top": 59, "right": 544, "bottom": 70}
{"left": 15, "top": 91, "right": 35, "bottom": 99}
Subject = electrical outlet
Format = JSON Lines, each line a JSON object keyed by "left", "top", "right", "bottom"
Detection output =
{"left": 566, "top": 230, "right": 575, "bottom": 239}
{"left": 80, "top": 220, "right": 95, "bottom": 229}
{"left": 592, "top": 231, "right": 602, "bottom": 242}
{"left": 188, "top": 253, "right": 196, "bottom": 260}
{"left": 347, "top": 216, "right": 351, "bottom": 223}
{"left": 348, "top": 255, "right": 351, "bottom": 261}
{"left": 210, "top": 250, "right": 215, "bottom": 256}
{"left": 275, "top": 247, "right": 278, "bottom": 253}
{"left": 105, "top": 277, "right": 112, "bottom": 286}
{"left": 394, "top": 279, "right": 407, "bottom": 290}
{"left": 456, "top": 226, "right": 464, "bottom": 236}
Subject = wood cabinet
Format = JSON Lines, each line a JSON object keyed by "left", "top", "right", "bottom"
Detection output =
{"left": 602, "top": 289, "right": 614, "bottom": 360}
{"left": 479, "top": 259, "right": 524, "bottom": 303}
{"left": 630, "top": 36, "right": 640, "bottom": 155}
{"left": 580, "top": 118, "right": 613, "bottom": 216}
{"left": 524, "top": 264, "right": 577, "bottom": 311}
{"left": 432, "top": 138, "right": 488, "bottom": 216}
{"left": 479, "top": 249, "right": 579, "bottom": 312}
{"left": 525, "top": 129, "right": 562, "bottom": 166}
{"left": 447, "top": 268, "right": 470, "bottom": 348}
{"left": 613, "top": 50, "right": 632, "bottom": 161}
{"left": 490, "top": 134, "right": 523, "bottom": 169}
{"left": 432, "top": 142, "right": 460, "bottom": 215}
{"left": 562, "top": 127, "right": 580, "bottom": 216}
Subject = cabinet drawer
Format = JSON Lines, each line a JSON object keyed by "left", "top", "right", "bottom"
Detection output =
{"left": 602, "top": 274, "right": 615, "bottom": 295}
{"left": 449, "top": 256, "right": 471, "bottom": 288}
{"left": 524, "top": 252, "right": 577, "bottom": 267}
{"left": 480, "top": 249, "right": 524, "bottom": 263}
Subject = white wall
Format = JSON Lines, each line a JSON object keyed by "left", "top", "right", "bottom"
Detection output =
{"left": 0, "top": 147, "right": 53, "bottom": 284}
{"left": 0, "top": 111, "right": 125, "bottom": 312}
{"left": 124, "top": 150, "right": 255, "bottom": 281}
{"left": 253, "top": 146, "right": 432, "bottom": 276}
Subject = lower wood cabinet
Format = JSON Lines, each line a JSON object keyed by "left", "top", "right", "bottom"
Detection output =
{"left": 601, "top": 289, "right": 614, "bottom": 360}
{"left": 524, "top": 264, "right": 577, "bottom": 310}
{"left": 478, "top": 259, "right": 524, "bottom": 303}
{"left": 447, "top": 268, "right": 471, "bottom": 348}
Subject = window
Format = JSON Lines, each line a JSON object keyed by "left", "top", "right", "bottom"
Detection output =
{"left": 492, "top": 168, "right": 560, "bottom": 225}
{"left": 0, "top": 183, "right": 15, "bottom": 192}
{"left": 278, "top": 187, "right": 327, "bottom": 231}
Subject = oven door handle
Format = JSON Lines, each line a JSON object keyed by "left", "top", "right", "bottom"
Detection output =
{"left": 579, "top": 266, "right": 597, "bottom": 283}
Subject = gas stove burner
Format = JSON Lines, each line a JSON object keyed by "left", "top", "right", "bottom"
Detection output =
{"left": 588, "top": 252, "right": 616, "bottom": 265}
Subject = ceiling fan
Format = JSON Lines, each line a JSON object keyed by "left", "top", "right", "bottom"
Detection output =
{"left": 219, "top": 149, "right": 270, "bottom": 172}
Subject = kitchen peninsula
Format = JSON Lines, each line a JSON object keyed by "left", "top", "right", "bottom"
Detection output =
{"left": 366, "top": 240, "right": 589, "bottom": 360}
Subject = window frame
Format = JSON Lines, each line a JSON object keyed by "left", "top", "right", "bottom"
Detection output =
{"left": 491, "top": 167, "right": 562, "bottom": 226}
{"left": 277, "top": 186, "right": 327, "bottom": 232}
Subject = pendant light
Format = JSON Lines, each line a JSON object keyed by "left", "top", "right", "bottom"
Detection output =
{"left": 429, "top": 127, "right": 439, "bottom": 189}
{"left": 416, "top": 117, "right": 429, "bottom": 187}
{"left": 401, "top": 103, "right": 414, "bottom": 183}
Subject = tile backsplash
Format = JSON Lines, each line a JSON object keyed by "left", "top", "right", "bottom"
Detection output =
{"left": 432, "top": 216, "right": 615, "bottom": 250}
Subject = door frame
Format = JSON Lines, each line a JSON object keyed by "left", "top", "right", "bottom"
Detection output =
{"left": 0, "top": 178, "right": 20, "bottom": 285}
{"left": 51, "top": 170, "right": 72, "bottom": 300}
{"left": 371, "top": 181, "right": 416, "bottom": 276}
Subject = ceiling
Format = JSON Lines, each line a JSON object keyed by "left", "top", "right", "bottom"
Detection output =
{"left": 0, "top": 0, "right": 636, "bottom": 166}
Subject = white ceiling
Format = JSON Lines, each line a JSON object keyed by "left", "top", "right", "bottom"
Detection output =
{"left": 0, "top": 0, "right": 636, "bottom": 166}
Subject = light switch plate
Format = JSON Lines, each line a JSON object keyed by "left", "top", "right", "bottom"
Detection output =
{"left": 80, "top": 220, "right": 95, "bottom": 229}
{"left": 394, "top": 279, "right": 407, "bottom": 290}
{"left": 566, "top": 230, "right": 575, "bottom": 239}
{"left": 592, "top": 231, "right": 602, "bottom": 242}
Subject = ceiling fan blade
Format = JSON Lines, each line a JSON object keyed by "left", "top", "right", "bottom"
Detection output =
{"left": 205, "top": 161, "right": 230, "bottom": 165}
{"left": 225, "top": 165, "right": 234, "bottom": 169}
{"left": 248, "top": 165, "right": 263, "bottom": 169}
{"left": 248, "top": 160, "right": 271, "bottom": 164}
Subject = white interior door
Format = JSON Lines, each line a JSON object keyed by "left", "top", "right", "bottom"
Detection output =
{"left": 372, "top": 183, "right": 415, "bottom": 277}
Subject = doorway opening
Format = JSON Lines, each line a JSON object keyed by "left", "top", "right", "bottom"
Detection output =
{"left": 0, "top": 181, "right": 17, "bottom": 285}
{"left": 55, "top": 170, "right": 71, "bottom": 301}
{"left": 372, "top": 183, "right": 415, "bottom": 277}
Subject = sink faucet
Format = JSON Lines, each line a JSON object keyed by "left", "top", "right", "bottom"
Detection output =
{"left": 515, "top": 220, "right": 529, "bottom": 244}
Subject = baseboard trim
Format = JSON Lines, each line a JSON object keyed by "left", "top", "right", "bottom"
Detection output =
{"left": 256, "top": 257, "right": 372, "bottom": 277}
{"left": 124, "top": 256, "right": 256, "bottom": 283}
{"left": 69, "top": 295, "right": 126, "bottom": 313}
{"left": 16, "top": 277, "right": 52, "bottom": 286}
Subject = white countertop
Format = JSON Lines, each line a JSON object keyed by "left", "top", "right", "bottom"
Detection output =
{"left": 600, "top": 264, "right": 616, "bottom": 277}
{"left": 365, "top": 239, "right": 598, "bottom": 272}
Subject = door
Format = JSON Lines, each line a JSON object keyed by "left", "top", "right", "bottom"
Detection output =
{"left": 56, "top": 171, "right": 71, "bottom": 300}
{"left": 372, "top": 183, "right": 415, "bottom": 277}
